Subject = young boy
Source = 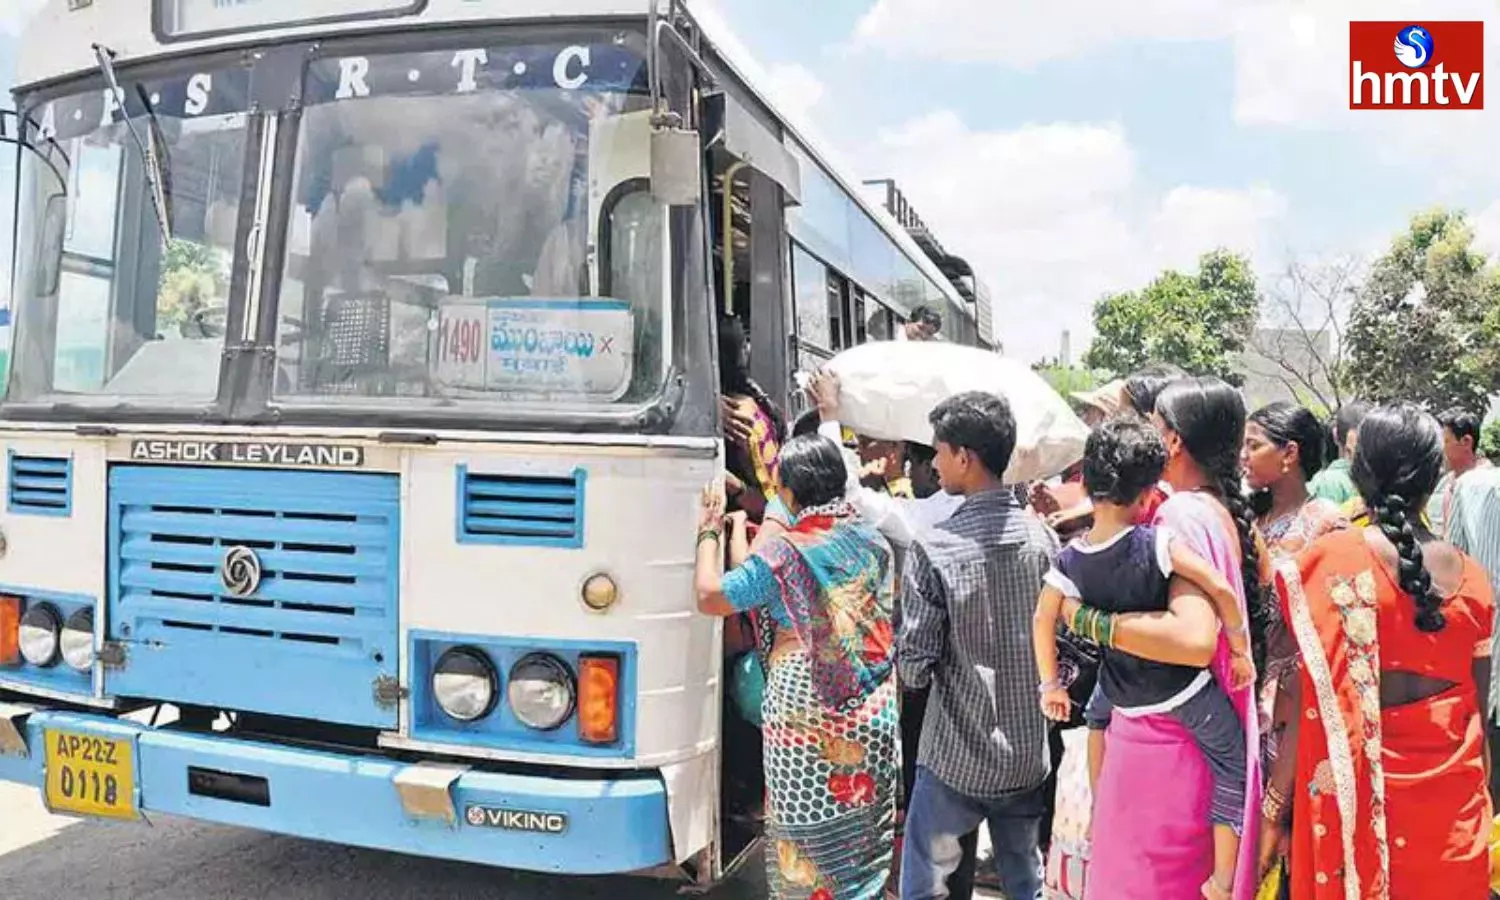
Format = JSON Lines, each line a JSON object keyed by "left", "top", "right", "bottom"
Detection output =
{"left": 1032, "top": 416, "right": 1255, "bottom": 900}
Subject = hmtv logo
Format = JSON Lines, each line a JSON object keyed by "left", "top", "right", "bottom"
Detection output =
{"left": 1350, "top": 22, "right": 1484, "bottom": 109}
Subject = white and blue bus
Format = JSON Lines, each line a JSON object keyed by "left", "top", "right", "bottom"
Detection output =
{"left": 0, "top": 0, "right": 980, "bottom": 887}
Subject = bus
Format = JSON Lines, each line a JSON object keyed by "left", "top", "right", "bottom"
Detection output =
{"left": 0, "top": 0, "right": 981, "bottom": 887}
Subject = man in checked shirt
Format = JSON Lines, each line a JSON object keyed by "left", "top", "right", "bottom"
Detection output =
{"left": 897, "top": 391, "right": 1059, "bottom": 900}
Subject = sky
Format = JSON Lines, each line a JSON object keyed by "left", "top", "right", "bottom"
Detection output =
{"left": 4, "top": 0, "right": 1500, "bottom": 361}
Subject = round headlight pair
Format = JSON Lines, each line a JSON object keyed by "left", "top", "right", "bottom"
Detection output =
{"left": 431, "top": 649, "right": 575, "bottom": 731}
{"left": 18, "top": 604, "right": 93, "bottom": 671}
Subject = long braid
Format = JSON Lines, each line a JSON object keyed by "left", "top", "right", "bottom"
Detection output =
{"left": 1372, "top": 495, "right": 1446, "bottom": 632}
{"left": 1216, "top": 469, "right": 1270, "bottom": 680}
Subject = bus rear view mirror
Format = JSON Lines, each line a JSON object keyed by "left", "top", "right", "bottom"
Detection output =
{"left": 650, "top": 126, "right": 702, "bottom": 207}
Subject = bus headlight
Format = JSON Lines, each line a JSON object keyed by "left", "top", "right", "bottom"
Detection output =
{"left": 60, "top": 608, "right": 95, "bottom": 672}
{"left": 432, "top": 647, "right": 499, "bottom": 722}
{"left": 508, "top": 654, "right": 575, "bottom": 731}
{"left": 18, "top": 603, "right": 62, "bottom": 668}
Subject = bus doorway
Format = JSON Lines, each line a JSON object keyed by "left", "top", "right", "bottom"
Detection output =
{"left": 709, "top": 158, "right": 791, "bottom": 871}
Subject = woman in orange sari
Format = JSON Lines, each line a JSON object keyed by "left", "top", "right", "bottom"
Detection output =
{"left": 1263, "top": 403, "right": 1494, "bottom": 898}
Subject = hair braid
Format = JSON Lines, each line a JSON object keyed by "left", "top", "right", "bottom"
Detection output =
{"left": 1372, "top": 495, "right": 1446, "bottom": 632}
{"left": 1216, "top": 470, "right": 1270, "bottom": 679}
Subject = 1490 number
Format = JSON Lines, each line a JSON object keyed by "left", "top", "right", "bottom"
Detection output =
{"left": 439, "top": 317, "right": 485, "bottom": 364}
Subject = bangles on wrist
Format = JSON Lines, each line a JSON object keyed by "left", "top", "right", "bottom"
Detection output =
{"left": 1037, "top": 679, "right": 1062, "bottom": 694}
{"left": 1263, "top": 783, "right": 1289, "bottom": 823}
{"left": 697, "top": 529, "right": 722, "bottom": 546}
{"left": 1069, "top": 605, "right": 1117, "bottom": 648}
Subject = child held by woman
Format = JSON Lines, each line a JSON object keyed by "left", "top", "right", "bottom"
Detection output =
{"left": 1033, "top": 416, "right": 1255, "bottom": 900}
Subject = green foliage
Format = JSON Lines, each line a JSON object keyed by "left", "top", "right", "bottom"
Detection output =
{"left": 156, "top": 238, "right": 228, "bottom": 336}
{"left": 1481, "top": 418, "right": 1500, "bottom": 463}
{"left": 1033, "top": 363, "right": 1104, "bottom": 396}
{"left": 1345, "top": 208, "right": 1500, "bottom": 411}
{"left": 1083, "top": 249, "right": 1260, "bottom": 383}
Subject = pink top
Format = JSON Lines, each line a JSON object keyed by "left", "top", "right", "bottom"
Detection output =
{"left": 1086, "top": 492, "right": 1264, "bottom": 899}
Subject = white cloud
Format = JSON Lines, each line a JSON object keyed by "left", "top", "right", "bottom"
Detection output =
{"left": 866, "top": 113, "right": 1288, "bottom": 359}
{"left": 0, "top": 0, "right": 45, "bottom": 36}
{"left": 1151, "top": 185, "right": 1288, "bottom": 266}
{"left": 852, "top": 0, "right": 1500, "bottom": 179}
{"left": 1231, "top": 1, "right": 1500, "bottom": 183}
{"left": 1474, "top": 200, "right": 1500, "bottom": 259}
{"left": 1231, "top": 0, "right": 1495, "bottom": 124}
{"left": 853, "top": 0, "right": 1237, "bottom": 67}
{"left": 763, "top": 63, "right": 827, "bottom": 125}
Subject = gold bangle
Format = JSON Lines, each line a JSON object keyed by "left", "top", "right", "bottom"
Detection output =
{"left": 1262, "top": 784, "right": 1288, "bottom": 822}
{"left": 697, "top": 529, "right": 722, "bottom": 546}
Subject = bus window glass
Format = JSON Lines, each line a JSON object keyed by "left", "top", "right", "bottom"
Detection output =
{"left": 849, "top": 208, "right": 894, "bottom": 302}
{"left": 7, "top": 70, "right": 250, "bottom": 405}
{"left": 272, "top": 39, "right": 664, "bottom": 407}
{"left": 892, "top": 255, "right": 925, "bottom": 315}
{"left": 785, "top": 144, "right": 851, "bottom": 274}
{"left": 827, "top": 272, "right": 847, "bottom": 351}
{"left": 791, "top": 244, "right": 831, "bottom": 351}
{"left": 865, "top": 301, "right": 892, "bottom": 341}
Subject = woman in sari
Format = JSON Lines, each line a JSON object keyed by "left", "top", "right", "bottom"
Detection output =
{"left": 1244, "top": 402, "right": 1349, "bottom": 777}
{"left": 695, "top": 433, "right": 900, "bottom": 900}
{"left": 719, "top": 315, "right": 786, "bottom": 521}
{"left": 1245, "top": 402, "right": 1348, "bottom": 561}
{"left": 1057, "top": 378, "right": 1264, "bottom": 899}
{"left": 1262, "top": 403, "right": 1493, "bottom": 898}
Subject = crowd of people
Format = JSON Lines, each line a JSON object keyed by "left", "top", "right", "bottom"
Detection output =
{"left": 694, "top": 306, "right": 1500, "bottom": 900}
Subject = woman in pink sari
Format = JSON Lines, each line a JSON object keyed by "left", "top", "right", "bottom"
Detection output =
{"left": 1060, "top": 378, "right": 1265, "bottom": 899}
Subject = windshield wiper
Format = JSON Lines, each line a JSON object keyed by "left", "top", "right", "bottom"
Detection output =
{"left": 91, "top": 43, "right": 173, "bottom": 241}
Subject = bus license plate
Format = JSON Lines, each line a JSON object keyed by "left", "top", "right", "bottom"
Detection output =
{"left": 43, "top": 729, "right": 137, "bottom": 819}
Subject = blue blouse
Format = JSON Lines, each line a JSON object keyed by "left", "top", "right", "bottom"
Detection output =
{"left": 722, "top": 555, "right": 793, "bottom": 629}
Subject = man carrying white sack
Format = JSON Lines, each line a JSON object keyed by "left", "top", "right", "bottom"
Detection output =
{"left": 801, "top": 371, "right": 963, "bottom": 549}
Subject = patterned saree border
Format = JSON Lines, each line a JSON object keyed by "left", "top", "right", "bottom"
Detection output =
{"left": 1277, "top": 558, "right": 1364, "bottom": 900}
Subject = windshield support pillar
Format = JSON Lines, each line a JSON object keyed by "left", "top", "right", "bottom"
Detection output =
{"left": 214, "top": 342, "right": 279, "bottom": 422}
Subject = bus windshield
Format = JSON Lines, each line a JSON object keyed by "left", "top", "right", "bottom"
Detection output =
{"left": 6, "top": 34, "right": 674, "bottom": 420}
{"left": 272, "top": 38, "right": 668, "bottom": 408}
{"left": 7, "top": 65, "right": 250, "bottom": 406}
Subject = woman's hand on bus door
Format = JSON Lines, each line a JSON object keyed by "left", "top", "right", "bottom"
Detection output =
{"left": 699, "top": 482, "right": 728, "bottom": 534}
{"left": 721, "top": 398, "right": 757, "bottom": 447}
{"left": 694, "top": 482, "right": 736, "bottom": 618}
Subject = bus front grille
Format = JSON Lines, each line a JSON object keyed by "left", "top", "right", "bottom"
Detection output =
{"left": 106, "top": 466, "right": 400, "bottom": 729}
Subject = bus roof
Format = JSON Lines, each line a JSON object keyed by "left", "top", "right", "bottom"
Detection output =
{"left": 17, "top": 0, "right": 976, "bottom": 328}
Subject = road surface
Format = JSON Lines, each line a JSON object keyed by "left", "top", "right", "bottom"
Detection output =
{"left": 0, "top": 783, "right": 1016, "bottom": 898}
{"left": 0, "top": 783, "right": 767, "bottom": 899}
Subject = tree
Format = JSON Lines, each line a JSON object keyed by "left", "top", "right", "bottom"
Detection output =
{"left": 1083, "top": 249, "right": 1260, "bottom": 383}
{"left": 1345, "top": 209, "right": 1500, "bottom": 411}
{"left": 1243, "top": 257, "right": 1361, "bottom": 413}
{"left": 157, "top": 238, "right": 228, "bottom": 336}
{"left": 1032, "top": 361, "right": 1104, "bottom": 396}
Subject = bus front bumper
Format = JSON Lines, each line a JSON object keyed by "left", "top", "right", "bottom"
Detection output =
{"left": 0, "top": 706, "right": 673, "bottom": 875}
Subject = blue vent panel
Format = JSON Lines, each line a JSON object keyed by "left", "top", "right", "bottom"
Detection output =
{"left": 7, "top": 453, "right": 72, "bottom": 516}
{"left": 457, "top": 467, "right": 586, "bottom": 548}
{"left": 106, "top": 466, "right": 400, "bottom": 729}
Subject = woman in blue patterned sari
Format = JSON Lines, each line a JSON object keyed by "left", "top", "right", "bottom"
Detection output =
{"left": 696, "top": 433, "right": 901, "bottom": 900}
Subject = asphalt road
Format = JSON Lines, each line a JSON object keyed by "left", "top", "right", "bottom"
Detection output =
{"left": 0, "top": 783, "right": 768, "bottom": 899}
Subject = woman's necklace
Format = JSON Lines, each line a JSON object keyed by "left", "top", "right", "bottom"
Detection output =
{"left": 1261, "top": 487, "right": 1308, "bottom": 541}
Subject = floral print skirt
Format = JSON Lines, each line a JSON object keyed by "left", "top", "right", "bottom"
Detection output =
{"left": 763, "top": 643, "right": 899, "bottom": 900}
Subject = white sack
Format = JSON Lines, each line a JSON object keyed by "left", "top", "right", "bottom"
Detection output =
{"left": 820, "top": 342, "right": 1090, "bottom": 484}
